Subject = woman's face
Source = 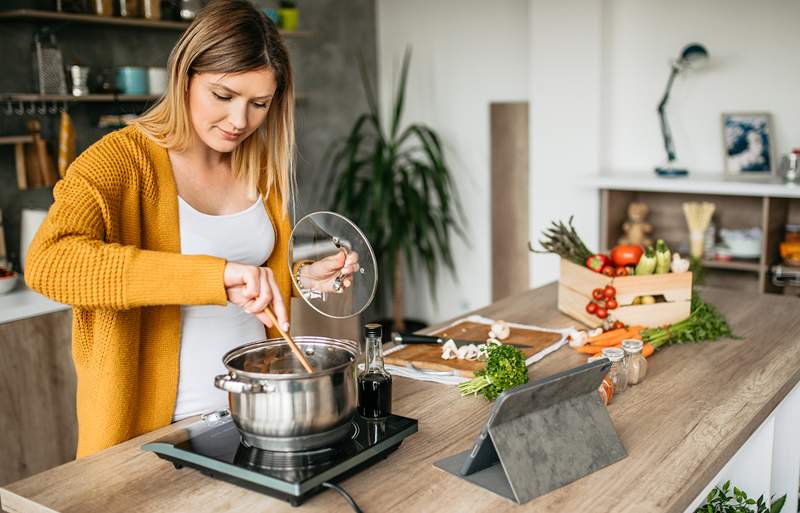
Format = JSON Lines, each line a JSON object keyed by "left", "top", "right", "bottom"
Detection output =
{"left": 186, "top": 67, "right": 277, "bottom": 154}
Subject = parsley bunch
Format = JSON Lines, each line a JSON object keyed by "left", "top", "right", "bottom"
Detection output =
{"left": 457, "top": 344, "right": 528, "bottom": 401}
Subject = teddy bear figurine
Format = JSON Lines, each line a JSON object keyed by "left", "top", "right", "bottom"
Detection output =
{"left": 619, "top": 202, "right": 653, "bottom": 247}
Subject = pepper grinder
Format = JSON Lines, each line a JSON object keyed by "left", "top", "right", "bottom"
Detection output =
{"left": 357, "top": 323, "right": 392, "bottom": 420}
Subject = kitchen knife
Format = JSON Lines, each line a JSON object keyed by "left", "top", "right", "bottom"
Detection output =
{"left": 392, "top": 332, "right": 532, "bottom": 349}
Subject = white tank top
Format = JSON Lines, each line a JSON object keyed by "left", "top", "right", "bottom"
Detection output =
{"left": 172, "top": 194, "right": 275, "bottom": 421}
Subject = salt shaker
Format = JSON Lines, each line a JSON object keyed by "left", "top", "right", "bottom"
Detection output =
{"left": 622, "top": 339, "right": 648, "bottom": 385}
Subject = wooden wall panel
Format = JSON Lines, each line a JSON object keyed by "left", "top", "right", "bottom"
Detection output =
{"left": 490, "top": 102, "right": 529, "bottom": 301}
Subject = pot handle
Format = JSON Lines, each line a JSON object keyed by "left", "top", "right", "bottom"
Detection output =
{"left": 214, "top": 373, "right": 267, "bottom": 394}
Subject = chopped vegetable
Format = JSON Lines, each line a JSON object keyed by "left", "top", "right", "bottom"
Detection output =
{"left": 490, "top": 320, "right": 511, "bottom": 340}
{"left": 635, "top": 246, "right": 657, "bottom": 275}
{"left": 530, "top": 217, "right": 593, "bottom": 265}
{"left": 610, "top": 245, "right": 644, "bottom": 267}
{"left": 655, "top": 239, "right": 671, "bottom": 274}
{"left": 457, "top": 344, "right": 528, "bottom": 401}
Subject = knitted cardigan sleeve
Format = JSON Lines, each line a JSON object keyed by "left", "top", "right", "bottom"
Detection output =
{"left": 24, "top": 136, "right": 228, "bottom": 310}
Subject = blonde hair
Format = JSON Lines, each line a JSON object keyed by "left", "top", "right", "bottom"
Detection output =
{"left": 131, "top": 0, "right": 295, "bottom": 213}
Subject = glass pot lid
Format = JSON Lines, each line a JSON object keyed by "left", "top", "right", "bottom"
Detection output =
{"left": 288, "top": 211, "right": 377, "bottom": 319}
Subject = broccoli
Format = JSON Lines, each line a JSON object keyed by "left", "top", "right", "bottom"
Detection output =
{"left": 457, "top": 344, "right": 528, "bottom": 401}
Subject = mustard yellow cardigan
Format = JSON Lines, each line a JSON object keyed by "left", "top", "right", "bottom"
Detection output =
{"left": 25, "top": 125, "right": 292, "bottom": 458}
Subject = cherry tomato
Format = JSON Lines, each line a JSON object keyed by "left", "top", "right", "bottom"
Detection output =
{"left": 612, "top": 321, "right": 625, "bottom": 330}
{"left": 595, "top": 307, "right": 608, "bottom": 319}
{"left": 602, "top": 265, "right": 616, "bottom": 277}
{"left": 615, "top": 267, "right": 628, "bottom": 277}
{"left": 603, "top": 285, "right": 617, "bottom": 299}
{"left": 606, "top": 298, "right": 618, "bottom": 310}
{"left": 586, "top": 302, "right": 598, "bottom": 314}
{"left": 592, "top": 288, "right": 605, "bottom": 301}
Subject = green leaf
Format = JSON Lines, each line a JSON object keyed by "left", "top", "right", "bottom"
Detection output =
{"left": 768, "top": 494, "right": 786, "bottom": 513}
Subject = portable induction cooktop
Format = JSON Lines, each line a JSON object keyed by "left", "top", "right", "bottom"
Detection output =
{"left": 143, "top": 413, "right": 417, "bottom": 507}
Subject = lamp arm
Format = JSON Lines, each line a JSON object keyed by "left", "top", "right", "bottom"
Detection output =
{"left": 657, "top": 65, "right": 680, "bottom": 163}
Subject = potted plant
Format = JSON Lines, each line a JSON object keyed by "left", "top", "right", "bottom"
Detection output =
{"left": 325, "top": 48, "right": 464, "bottom": 334}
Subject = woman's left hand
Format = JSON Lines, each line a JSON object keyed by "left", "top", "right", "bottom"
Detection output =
{"left": 300, "top": 249, "right": 360, "bottom": 293}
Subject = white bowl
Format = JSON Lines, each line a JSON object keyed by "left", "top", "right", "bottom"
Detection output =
{"left": 0, "top": 272, "right": 19, "bottom": 295}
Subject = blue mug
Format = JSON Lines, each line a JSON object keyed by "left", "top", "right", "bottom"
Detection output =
{"left": 115, "top": 67, "right": 148, "bottom": 95}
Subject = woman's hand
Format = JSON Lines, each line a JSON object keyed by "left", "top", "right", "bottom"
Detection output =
{"left": 224, "top": 262, "right": 289, "bottom": 331}
{"left": 300, "top": 249, "right": 360, "bottom": 293}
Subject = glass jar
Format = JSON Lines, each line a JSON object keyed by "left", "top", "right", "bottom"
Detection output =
{"left": 622, "top": 339, "right": 648, "bottom": 385}
{"left": 598, "top": 377, "right": 614, "bottom": 406}
{"left": 601, "top": 347, "right": 627, "bottom": 395}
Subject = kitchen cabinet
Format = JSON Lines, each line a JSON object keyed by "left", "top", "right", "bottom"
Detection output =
{"left": 0, "top": 309, "right": 75, "bottom": 486}
{"left": 3, "top": 283, "right": 799, "bottom": 512}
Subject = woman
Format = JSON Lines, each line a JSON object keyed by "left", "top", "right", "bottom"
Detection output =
{"left": 25, "top": 0, "right": 354, "bottom": 458}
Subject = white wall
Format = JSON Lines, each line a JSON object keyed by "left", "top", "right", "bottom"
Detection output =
{"left": 527, "top": 0, "right": 602, "bottom": 288}
{"left": 602, "top": 0, "right": 800, "bottom": 174}
{"left": 376, "top": 0, "right": 800, "bottom": 320}
{"left": 376, "top": 0, "right": 529, "bottom": 322}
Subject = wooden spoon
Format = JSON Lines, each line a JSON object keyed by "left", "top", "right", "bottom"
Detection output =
{"left": 263, "top": 307, "right": 314, "bottom": 373}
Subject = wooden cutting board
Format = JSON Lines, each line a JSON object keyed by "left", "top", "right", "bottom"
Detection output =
{"left": 385, "top": 321, "right": 563, "bottom": 377}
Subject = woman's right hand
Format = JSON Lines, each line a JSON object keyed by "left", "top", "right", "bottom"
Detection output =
{"left": 224, "top": 262, "right": 289, "bottom": 331}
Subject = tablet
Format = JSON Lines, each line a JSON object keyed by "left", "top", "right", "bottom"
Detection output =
{"left": 459, "top": 358, "right": 612, "bottom": 476}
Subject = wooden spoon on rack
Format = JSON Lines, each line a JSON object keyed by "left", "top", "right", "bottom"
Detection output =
{"left": 263, "top": 307, "right": 314, "bottom": 373}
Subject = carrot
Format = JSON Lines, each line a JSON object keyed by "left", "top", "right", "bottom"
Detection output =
{"left": 576, "top": 343, "right": 620, "bottom": 355}
{"left": 587, "top": 326, "right": 643, "bottom": 347}
{"left": 642, "top": 343, "right": 654, "bottom": 358}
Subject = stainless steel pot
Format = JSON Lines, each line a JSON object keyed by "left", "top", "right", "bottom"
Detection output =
{"left": 214, "top": 336, "right": 359, "bottom": 452}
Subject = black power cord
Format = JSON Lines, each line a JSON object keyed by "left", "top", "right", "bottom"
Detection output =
{"left": 321, "top": 482, "right": 364, "bottom": 513}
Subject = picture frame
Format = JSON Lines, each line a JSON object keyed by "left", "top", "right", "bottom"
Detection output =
{"left": 721, "top": 112, "right": 775, "bottom": 178}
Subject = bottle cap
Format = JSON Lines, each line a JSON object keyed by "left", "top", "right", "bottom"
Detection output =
{"left": 364, "top": 323, "right": 383, "bottom": 337}
{"left": 601, "top": 347, "right": 625, "bottom": 362}
{"left": 621, "top": 339, "right": 643, "bottom": 352}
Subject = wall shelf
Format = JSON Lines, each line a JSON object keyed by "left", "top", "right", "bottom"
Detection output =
{"left": 701, "top": 259, "right": 763, "bottom": 273}
{"left": 3, "top": 93, "right": 158, "bottom": 103}
{"left": 594, "top": 179, "right": 796, "bottom": 295}
{"left": 0, "top": 9, "right": 312, "bottom": 36}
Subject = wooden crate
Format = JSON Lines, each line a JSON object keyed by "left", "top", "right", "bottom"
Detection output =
{"left": 558, "top": 259, "right": 692, "bottom": 328}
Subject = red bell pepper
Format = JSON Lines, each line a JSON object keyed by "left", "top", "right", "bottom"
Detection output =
{"left": 585, "top": 254, "right": 610, "bottom": 273}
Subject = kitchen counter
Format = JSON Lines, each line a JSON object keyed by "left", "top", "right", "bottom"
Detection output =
{"left": 2, "top": 283, "right": 800, "bottom": 513}
{"left": 0, "top": 281, "right": 69, "bottom": 324}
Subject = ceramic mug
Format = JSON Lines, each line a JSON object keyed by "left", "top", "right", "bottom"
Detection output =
{"left": 115, "top": 67, "right": 148, "bottom": 95}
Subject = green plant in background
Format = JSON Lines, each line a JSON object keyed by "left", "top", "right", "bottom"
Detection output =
{"left": 695, "top": 480, "right": 786, "bottom": 513}
{"left": 326, "top": 48, "right": 464, "bottom": 332}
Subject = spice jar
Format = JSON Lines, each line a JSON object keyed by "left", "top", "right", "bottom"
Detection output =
{"left": 601, "top": 347, "right": 627, "bottom": 395}
{"left": 622, "top": 339, "right": 648, "bottom": 385}
{"left": 598, "top": 377, "right": 614, "bottom": 406}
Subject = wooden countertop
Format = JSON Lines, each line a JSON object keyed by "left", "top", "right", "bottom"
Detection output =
{"left": 3, "top": 283, "right": 800, "bottom": 513}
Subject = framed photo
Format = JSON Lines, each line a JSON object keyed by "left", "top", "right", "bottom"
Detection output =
{"left": 721, "top": 112, "right": 775, "bottom": 177}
